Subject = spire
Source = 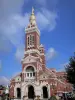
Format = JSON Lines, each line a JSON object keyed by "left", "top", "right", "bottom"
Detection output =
{"left": 29, "top": 7, "right": 36, "bottom": 25}
{"left": 32, "top": 7, "right": 34, "bottom": 14}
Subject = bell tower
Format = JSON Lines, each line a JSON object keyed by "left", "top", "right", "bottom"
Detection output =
{"left": 25, "top": 7, "right": 40, "bottom": 51}
{"left": 22, "top": 7, "right": 46, "bottom": 74}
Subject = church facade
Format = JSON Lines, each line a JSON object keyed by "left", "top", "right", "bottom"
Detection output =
{"left": 9, "top": 8, "right": 72, "bottom": 100}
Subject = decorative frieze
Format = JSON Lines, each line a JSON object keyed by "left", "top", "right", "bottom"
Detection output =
{"left": 25, "top": 26, "right": 40, "bottom": 36}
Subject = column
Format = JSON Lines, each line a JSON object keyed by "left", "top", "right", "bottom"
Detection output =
{"left": 48, "top": 84, "right": 51, "bottom": 98}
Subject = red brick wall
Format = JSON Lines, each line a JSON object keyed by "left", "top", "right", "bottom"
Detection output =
{"left": 0, "top": 90, "right": 4, "bottom": 96}
{"left": 25, "top": 31, "right": 40, "bottom": 51}
{"left": 9, "top": 82, "right": 15, "bottom": 98}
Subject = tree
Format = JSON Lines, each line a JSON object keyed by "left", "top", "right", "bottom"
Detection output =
{"left": 0, "top": 85, "right": 5, "bottom": 89}
{"left": 65, "top": 53, "right": 75, "bottom": 88}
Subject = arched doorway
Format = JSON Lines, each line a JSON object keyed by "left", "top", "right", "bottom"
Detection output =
{"left": 28, "top": 85, "right": 35, "bottom": 99}
{"left": 42, "top": 86, "right": 48, "bottom": 98}
{"left": 16, "top": 88, "right": 21, "bottom": 98}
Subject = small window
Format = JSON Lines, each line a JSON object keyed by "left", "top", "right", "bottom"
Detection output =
{"left": 30, "top": 35, "right": 32, "bottom": 45}
{"left": 27, "top": 35, "right": 35, "bottom": 46}
{"left": 40, "top": 49, "right": 42, "bottom": 52}
{"left": 43, "top": 76, "right": 45, "bottom": 78}
{"left": 33, "top": 72, "right": 35, "bottom": 76}
{"left": 32, "top": 35, "right": 34, "bottom": 44}
{"left": 28, "top": 37, "right": 29, "bottom": 46}
{"left": 27, "top": 73, "right": 29, "bottom": 77}
{"left": 30, "top": 73, "right": 32, "bottom": 77}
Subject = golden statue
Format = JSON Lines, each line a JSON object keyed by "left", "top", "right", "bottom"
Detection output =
{"left": 29, "top": 7, "right": 36, "bottom": 25}
{"left": 32, "top": 7, "right": 34, "bottom": 14}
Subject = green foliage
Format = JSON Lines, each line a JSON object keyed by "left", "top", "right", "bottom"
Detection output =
{"left": 66, "top": 53, "right": 75, "bottom": 88}
{"left": 0, "top": 85, "right": 5, "bottom": 90}
{"left": 49, "top": 95, "right": 57, "bottom": 100}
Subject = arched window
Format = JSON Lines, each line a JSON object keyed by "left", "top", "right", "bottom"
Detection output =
{"left": 32, "top": 35, "right": 34, "bottom": 44}
{"left": 26, "top": 66, "right": 35, "bottom": 78}
{"left": 28, "top": 37, "right": 29, "bottom": 46}
{"left": 30, "top": 35, "right": 32, "bottom": 45}
{"left": 26, "top": 66, "right": 34, "bottom": 72}
{"left": 27, "top": 35, "right": 34, "bottom": 47}
{"left": 16, "top": 88, "right": 21, "bottom": 98}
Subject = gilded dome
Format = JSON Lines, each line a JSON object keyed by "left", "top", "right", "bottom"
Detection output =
{"left": 29, "top": 7, "right": 36, "bottom": 25}
{"left": 30, "top": 14, "right": 36, "bottom": 20}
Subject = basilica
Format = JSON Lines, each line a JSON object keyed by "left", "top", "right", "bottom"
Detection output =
{"left": 9, "top": 8, "right": 72, "bottom": 100}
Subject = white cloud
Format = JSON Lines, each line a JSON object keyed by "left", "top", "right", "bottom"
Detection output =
{"left": 36, "top": 0, "right": 58, "bottom": 11}
{"left": 11, "top": 71, "right": 21, "bottom": 78}
{"left": 36, "top": 8, "right": 57, "bottom": 31}
{"left": 0, "top": 0, "right": 25, "bottom": 53}
{"left": 36, "top": 11, "right": 49, "bottom": 30}
{"left": 57, "top": 68, "right": 65, "bottom": 72}
{"left": 0, "top": 0, "right": 24, "bottom": 18}
{"left": 0, "top": 76, "right": 9, "bottom": 86}
{"left": 60, "top": 62, "right": 69, "bottom": 71}
{"left": 57, "top": 62, "right": 69, "bottom": 72}
{"left": 46, "top": 48, "right": 57, "bottom": 61}
{"left": 15, "top": 45, "right": 24, "bottom": 62}
{"left": 0, "top": 0, "right": 30, "bottom": 62}
{"left": 61, "top": 62, "right": 69, "bottom": 67}
{"left": 0, "top": 60, "right": 1, "bottom": 69}
{"left": 36, "top": 0, "right": 47, "bottom": 7}
{"left": 0, "top": 35, "right": 12, "bottom": 53}
{"left": 0, "top": 0, "right": 58, "bottom": 61}
{"left": 0, "top": 13, "right": 29, "bottom": 48}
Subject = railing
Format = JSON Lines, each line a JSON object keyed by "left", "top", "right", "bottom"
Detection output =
{"left": 0, "top": 96, "right": 49, "bottom": 100}
{"left": 9, "top": 98, "right": 49, "bottom": 100}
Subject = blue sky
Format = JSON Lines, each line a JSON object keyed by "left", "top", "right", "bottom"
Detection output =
{"left": 0, "top": 0, "right": 75, "bottom": 85}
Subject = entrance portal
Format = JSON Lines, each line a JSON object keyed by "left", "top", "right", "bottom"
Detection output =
{"left": 42, "top": 86, "right": 48, "bottom": 98}
{"left": 28, "top": 85, "right": 35, "bottom": 99}
{"left": 16, "top": 88, "right": 21, "bottom": 98}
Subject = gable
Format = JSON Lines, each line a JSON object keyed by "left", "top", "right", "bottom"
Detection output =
{"left": 40, "top": 72, "right": 49, "bottom": 79}
{"left": 23, "top": 55, "right": 37, "bottom": 64}
{"left": 39, "top": 69, "right": 56, "bottom": 80}
{"left": 39, "top": 71, "right": 53, "bottom": 79}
